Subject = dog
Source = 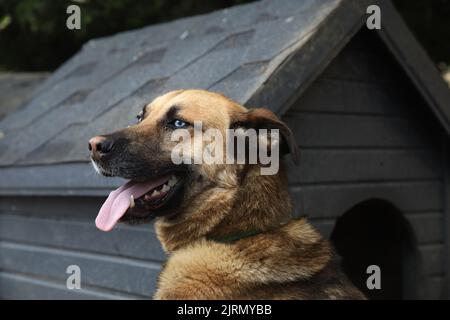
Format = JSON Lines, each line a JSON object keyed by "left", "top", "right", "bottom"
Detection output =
{"left": 89, "top": 89, "right": 365, "bottom": 299}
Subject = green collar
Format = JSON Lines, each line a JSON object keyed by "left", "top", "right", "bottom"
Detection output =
{"left": 207, "top": 229, "right": 263, "bottom": 244}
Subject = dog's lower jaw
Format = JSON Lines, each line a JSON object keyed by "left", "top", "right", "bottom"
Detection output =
{"left": 154, "top": 165, "right": 293, "bottom": 253}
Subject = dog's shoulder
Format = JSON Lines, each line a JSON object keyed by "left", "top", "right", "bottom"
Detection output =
{"left": 154, "top": 240, "right": 239, "bottom": 299}
{"left": 154, "top": 219, "right": 336, "bottom": 299}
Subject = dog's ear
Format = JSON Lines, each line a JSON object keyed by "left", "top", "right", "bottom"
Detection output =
{"left": 231, "top": 108, "right": 300, "bottom": 165}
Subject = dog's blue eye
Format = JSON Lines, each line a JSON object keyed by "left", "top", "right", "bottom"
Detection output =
{"left": 168, "top": 119, "right": 189, "bottom": 129}
{"left": 174, "top": 120, "right": 186, "bottom": 127}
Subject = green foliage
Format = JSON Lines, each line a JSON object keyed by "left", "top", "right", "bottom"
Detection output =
{"left": 0, "top": 0, "right": 252, "bottom": 71}
{"left": 0, "top": 0, "right": 449, "bottom": 71}
{"left": 393, "top": 0, "right": 450, "bottom": 68}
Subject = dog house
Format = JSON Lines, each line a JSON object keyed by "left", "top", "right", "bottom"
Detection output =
{"left": 0, "top": 0, "right": 449, "bottom": 299}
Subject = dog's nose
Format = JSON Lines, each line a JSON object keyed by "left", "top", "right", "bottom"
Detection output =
{"left": 89, "top": 136, "right": 114, "bottom": 156}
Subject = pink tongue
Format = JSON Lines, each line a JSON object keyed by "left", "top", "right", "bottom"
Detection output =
{"left": 95, "top": 176, "right": 170, "bottom": 231}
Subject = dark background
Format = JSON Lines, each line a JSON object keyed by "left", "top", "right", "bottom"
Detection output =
{"left": 0, "top": 0, "right": 449, "bottom": 73}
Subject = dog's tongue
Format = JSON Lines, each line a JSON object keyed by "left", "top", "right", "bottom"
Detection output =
{"left": 95, "top": 177, "right": 169, "bottom": 231}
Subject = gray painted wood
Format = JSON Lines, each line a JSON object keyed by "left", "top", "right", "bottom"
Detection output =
{"left": 321, "top": 47, "right": 401, "bottom": 84}
{"left": 0, "top": 214, "right": 166, "bottom": 261}
{"left": 0, "top": 240, "right": 160, "bottom": 297}
{"left": 443, "top": 139, "right": 450, "bottom": 298}
{"left": 0, "top": 196, "right": 106, "bottom": 218}
{"left": 248, "top": 0, "right": 372, "bottom": 115}
{"left": 291, "top": 78, "right": 420, "bottom": 117}
{"left": 419, "top": 244, "right": 444, "bottom": 276}
{"left": 310, "top": 213, "right": 443, "bottom": 245}
{"left": 290, "top": 181, "right": 443, "bottom": 219}
{"left": 0, "top": 163, "right": 123, "bottom": 196}
{"left": 0, "top": 213, "right": 163, "bottom": 299}
{"left": 286, "top": 27, "right": 447, "bottom": 299}
{"left": 407, "top": 213, "right": 444, "bottom": 245}
{"left": 286, "top": 149, "right": 441, "bottom": 184}
{"left": 423, "top": 276, "right": 445, "bottom": 300}
{"left": 0, "top": 271, "right": 139, "bottom": 300}
{"left": 377, "top": 0, "right": 450, "bottom": 136}
{"left": 284, "top": 113, "right": 434, "bottom": 148}
{"left": 310, "top": 218, "right": 444, "bottom": 276}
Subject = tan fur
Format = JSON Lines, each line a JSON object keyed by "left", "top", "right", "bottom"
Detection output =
{"left": 123, "top": 90, "right": 364, "bottom": 299}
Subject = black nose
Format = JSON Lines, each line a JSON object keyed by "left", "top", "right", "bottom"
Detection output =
{"left": 88, "top": 136, "right": 114, "bottom": 155}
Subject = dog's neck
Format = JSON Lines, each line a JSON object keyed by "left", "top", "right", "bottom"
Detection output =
{"left": 155, "top": 165, "right": 293, "bottom": 253}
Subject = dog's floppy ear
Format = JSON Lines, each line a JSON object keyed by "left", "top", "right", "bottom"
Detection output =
{"left": 231, "top": 108, "right": 300, "bottom": 165}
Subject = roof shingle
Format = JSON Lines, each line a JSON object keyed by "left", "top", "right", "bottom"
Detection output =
{"left": 0, "top": 0, "right": 339, "bottom": 166}
{"left": 2, "top": 0, "right": 450, "bottom": 195}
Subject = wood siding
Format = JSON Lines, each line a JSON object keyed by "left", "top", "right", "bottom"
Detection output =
{"left": 0, "top": 211, "right": 164, "bottom": 299}
{"left": 282, "top": 31, "right": 446, "bottom": 299}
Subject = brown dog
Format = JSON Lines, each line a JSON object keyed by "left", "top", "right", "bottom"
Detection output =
{"left": 89, "top": 89, "right": 365, "bottom": 299}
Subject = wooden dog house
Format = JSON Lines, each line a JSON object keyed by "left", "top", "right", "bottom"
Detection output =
{"left": 0, "top": 0, "right": 449, "bottom": 299}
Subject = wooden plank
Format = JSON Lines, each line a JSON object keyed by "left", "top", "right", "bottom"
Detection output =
{"left": 285, "top": 78, "right": 421, "bottom": 117}
{"left": 0, "top": 163, "right": 123, "bottom": 196}
{"left": 377, "top": 0, "right": 450, "bottom": 136}
{"left": 308, "top": 214, "right": 443, "bottom": 247}
{"left": 443, "top": 139, "right": 450, "bottom": 299}
{"left": 0, "top": 271, "right": 136, "bottom": 300}
{"left": 0, "top": 196, "right": 106, "bottom": 219}
{"left": 407, "top": 213, "right": 444, "bottom": 245}
{"left": 341, "top": 28, "right": 384, "bottom": 53}
{"left": 0, "top": 241, "right": 160, "bottom": 297}
{"left": 0, "top": 214, "right": 166, "bottom": 262}
{"left": 321, "top": 45, "right": 402, "bottom": 84}
{"left": 423, "top": 276, "right": 445, "bottom": 300}
{"left": 290, "top": 181, "right": 443, "bottom": 219}
{"left": 247, "top": 0, "right": 371, "bottom": 116}
{"left": 283, "top": 113, "right": 435, "bottom": 148}
{"left": 286, "top": 149, "right": 441, "bottom": 184}
{"left": 419, "top": 244, "right": 444, "bottom": 276}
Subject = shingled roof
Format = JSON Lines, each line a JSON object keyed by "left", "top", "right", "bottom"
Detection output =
{"left": 1, "top": 0, "right": 450, "bottom": 195}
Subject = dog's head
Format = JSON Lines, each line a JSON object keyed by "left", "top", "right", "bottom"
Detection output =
{"left": 90, "top": 89, "right": 298, "bottom": 231}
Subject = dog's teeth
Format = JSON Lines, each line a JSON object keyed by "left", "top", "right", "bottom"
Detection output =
{"left": 161, "top": 184, "right": 170, "bottom": 193}
{"left": 151, "top": 190, "right": 160, "bottom": 197}
{"left": 168, "top": 175, "right": 177, "bottom": 187}
{"left": 129, "top": 195, "right": 135, "bottom": 208}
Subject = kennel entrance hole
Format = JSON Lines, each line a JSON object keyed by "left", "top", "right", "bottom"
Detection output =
{"left": 330, "top": 199, "right": 418, "bottom": 300}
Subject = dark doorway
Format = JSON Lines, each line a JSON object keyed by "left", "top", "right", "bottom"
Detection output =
{"left": 330, "top": 199, "right": 418, "bottom": 300}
